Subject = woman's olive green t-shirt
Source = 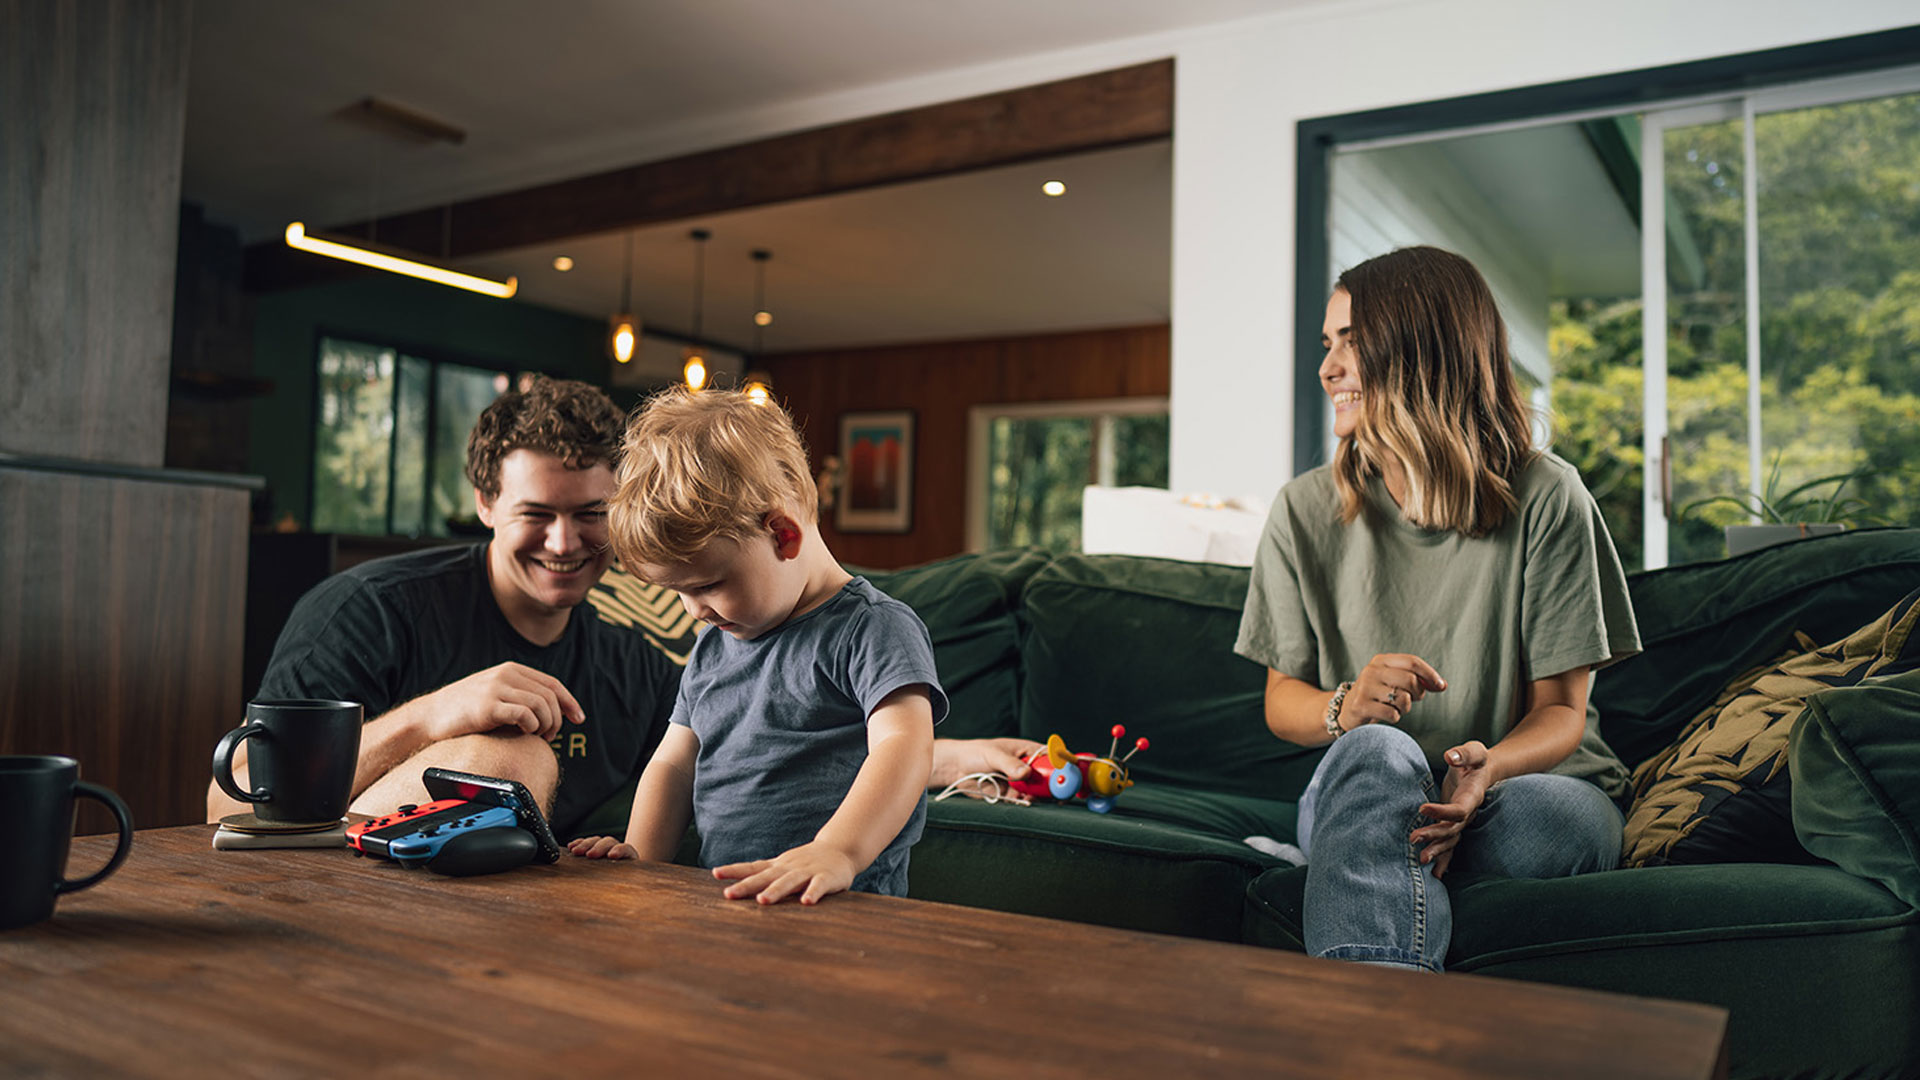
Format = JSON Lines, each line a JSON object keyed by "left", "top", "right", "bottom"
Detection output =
{"left": 1234, "top": 452, "right": 1641, "bottom": 798}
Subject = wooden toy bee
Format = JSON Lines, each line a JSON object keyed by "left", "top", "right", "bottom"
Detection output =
{"left": 1008, "top": 725, "right": 1150, "bottom": 814}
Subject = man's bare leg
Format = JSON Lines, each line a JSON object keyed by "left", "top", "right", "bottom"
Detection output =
{"left": 350, "top": 731, "right": 560, "bottom": 818}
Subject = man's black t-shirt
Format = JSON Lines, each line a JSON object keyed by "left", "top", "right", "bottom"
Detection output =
{"left": 256, "top": 543, "right": 680, "bottom": 836}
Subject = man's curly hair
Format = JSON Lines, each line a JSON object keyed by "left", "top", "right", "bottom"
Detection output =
{"left": 465, "top": 377, "right": 625, "bottom": 499}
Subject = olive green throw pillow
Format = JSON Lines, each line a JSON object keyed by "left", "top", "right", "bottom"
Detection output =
{"left": 1622, "top": 587, "right": 1920, "bottom": 868}
{"left": 1791, "top": 667, "right": 1920, "bottom": 909}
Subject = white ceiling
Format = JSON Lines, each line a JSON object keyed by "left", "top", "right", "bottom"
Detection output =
{"left": 458, "top": 140, "right": 1172, "bottom": 352}
{"left": 183, "top": 0, "right": 1314, "bottom": 351}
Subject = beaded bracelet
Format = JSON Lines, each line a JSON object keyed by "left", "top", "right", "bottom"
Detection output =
{"left": 1324, "top": 680, "right": 1354, "bottom": 740}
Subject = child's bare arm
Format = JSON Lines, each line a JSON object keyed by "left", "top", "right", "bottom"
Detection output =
{"left": 568, "top": 724, "right": 698, "bottom": 861}
{"left": 714, "top": 684, "right": 934, "bottom": 904}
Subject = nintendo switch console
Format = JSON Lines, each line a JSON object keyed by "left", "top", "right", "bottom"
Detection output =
{"left": 345, "top": 767, "right": 562, "bottom": 875}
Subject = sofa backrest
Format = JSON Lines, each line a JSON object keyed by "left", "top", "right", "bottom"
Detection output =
{"left": 857, "top": 548, "right": 1050, "bottom": 741}
{"left": 1016, "top": 554, "right": 1322, "bottom": 802}
{"left": 1598, "top": 527, "right": 1920, "bottom": 769}
{"left": 867, "top": 526, "right": 1920, "bottom": 802}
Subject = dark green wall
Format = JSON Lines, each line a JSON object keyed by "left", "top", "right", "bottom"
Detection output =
{"left": 247, "top": 274, "right": 609, "bottom": 527}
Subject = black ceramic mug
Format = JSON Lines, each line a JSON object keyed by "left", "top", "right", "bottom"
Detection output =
{"left": 212, "top": 699, "right": 363, "bottom": 824}
{"left": 0, "top": 756, "right": 135, "bottom": 931}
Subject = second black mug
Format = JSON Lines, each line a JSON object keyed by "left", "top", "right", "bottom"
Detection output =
{"left": 212, "top": 699, "right": 363, "bottom": 824}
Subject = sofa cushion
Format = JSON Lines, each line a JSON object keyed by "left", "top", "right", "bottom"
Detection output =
{"left": 912, "top": 785, "right": 1291, "bottom": 941}
{"left": 1017, "top": 554, "right": 1321, "bottom": 802}
{"left": 1597, "top": 527, "right": 1920, "bottom": 770}
{"left": 858, "top": 548, "right": 1051, "bottom": 739}
{"left": 1243, "top": 862, "right": 1920, "bottom": 1080}
{"left": 1621, "top": 587, "right": 1920, "bottom": 867}
{"left": 1792, "top": 667, "right": 1920, "bottom": 910}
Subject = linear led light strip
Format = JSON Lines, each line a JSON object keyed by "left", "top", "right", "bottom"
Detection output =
{"left": 284, "top": 223, "right": 517, "bottom": 298}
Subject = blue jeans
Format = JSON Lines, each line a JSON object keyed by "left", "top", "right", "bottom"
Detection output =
{"left": 1296, "top": 723, "right": 1622, "bottom": 972}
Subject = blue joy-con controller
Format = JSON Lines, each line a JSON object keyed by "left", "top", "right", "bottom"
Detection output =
{"left": 384, "top": 803, "right": 519, "bottom": 866}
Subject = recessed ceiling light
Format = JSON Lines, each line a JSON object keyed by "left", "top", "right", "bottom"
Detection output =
{"left": 552, "top": 256, "right": 574, "bottom": 271}
{"left": 1041, "top": 180, "right": 1067, "bottom": 197}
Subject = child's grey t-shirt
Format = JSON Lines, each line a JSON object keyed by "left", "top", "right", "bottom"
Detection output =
{"left": 1235, "top": 452, "right": 1641, "bottom": 798}
{"left": 669, "top": 576, "right": 948, "bottom": 896}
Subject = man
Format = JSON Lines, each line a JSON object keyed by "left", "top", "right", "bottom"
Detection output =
{"left": 208, "top": 377, "right": 677, "bottom": 836}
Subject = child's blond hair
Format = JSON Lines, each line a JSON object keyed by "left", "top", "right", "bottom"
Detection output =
{"left": 609, "top": 388, "right": 819, "bottom": 570}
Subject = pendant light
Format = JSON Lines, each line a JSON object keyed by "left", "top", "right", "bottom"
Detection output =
{"left": 742, "top": 249, "right": 774, "bottom": 405}
{"left": 609, "top": 232, "right": 638, "bottom": 363}
{"left": 682, "top": 228, "right": 711, "bottom": 391}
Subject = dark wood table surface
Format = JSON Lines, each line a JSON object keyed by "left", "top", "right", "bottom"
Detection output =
{"left": 1, "top": 826, "right": 1729, "bottom": 1079}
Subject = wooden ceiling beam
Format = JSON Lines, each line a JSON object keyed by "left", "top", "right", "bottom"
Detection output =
{"left": 245, "top": 59, "right": 1172, "bottom": 292}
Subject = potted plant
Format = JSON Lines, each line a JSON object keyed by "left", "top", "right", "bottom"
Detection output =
{"left": 1679, "top": 456, "right": 1894, "bottom": 557}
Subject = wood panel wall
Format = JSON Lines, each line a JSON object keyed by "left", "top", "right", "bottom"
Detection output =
{"left": 762, "top": 323, "right": 1169, "bottom": 569}
{"left": 0, "top": 465, "right": 252, "bottom": 833}
{"left": 1, "top": 1, "right": 253, "bottom": 836}
{"left": 0, "top": 0, "right": 193, "bottom": 467}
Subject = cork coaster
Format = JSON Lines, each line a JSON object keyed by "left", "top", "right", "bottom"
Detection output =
{"left": 218, "top": 812, "right": 346, "bottom": 835}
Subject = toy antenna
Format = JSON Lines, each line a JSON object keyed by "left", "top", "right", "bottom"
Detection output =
{"left": 1121, "top": 737, "right": 1150, "bottom": 762}
{"left": 1108, "top": 724, "right": 1126, "bottom": 758}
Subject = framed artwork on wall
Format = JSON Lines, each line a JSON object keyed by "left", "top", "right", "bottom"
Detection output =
{"left": 836, "top": 410, "right": 914, "bottom": 533}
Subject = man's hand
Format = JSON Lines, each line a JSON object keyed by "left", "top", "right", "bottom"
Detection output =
{"left": 567, "top": 835, "right": 639, "bottom": 860}
{"left": 928, "top": 737, "right": 1041, "bottom": 803}
{"left": 712, "top": 841, "right": 860, "bottom": 906}
{"left": 421, "top": 662, "right": 585, "bottom": 743}
{"left": 1412, "top": 740, "right": 1492, "bottom": 879}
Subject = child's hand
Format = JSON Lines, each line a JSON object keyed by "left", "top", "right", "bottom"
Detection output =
{"left": 567, "top": 835, "right": 639, "bottom": 860}
{"left": 712, "top": 842, "right": 859, "bottom": 905}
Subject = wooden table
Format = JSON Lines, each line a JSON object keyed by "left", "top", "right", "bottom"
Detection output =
{"left": 1, "top": 827, "right": 1728, "bottom": 1078}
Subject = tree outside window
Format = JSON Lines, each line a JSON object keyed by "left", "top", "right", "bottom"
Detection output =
{"left": 311, "top": 336, "right": 518, "bottom": 536}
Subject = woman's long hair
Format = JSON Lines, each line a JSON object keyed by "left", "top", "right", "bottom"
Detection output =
{"left": 1332, "top": 246, "right": 1537, "bottom": 538}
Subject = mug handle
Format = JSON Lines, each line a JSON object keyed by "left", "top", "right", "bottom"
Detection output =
{"left": 58, "top": 781, "right": 134, "bottom": 894}
{"left": 212, "top": 723, "right": 270, "bottom": 805}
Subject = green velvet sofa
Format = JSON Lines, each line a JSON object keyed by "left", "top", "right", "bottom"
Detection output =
{"left": 855, "top": 529, "right": 1920, "bottom": 1080}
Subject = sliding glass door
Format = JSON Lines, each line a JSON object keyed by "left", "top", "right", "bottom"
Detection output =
{"left": 1644, "top": 73, "right": 1920, "bottom": 566}
{"left": 1327, "top": 62, "right": 1920, "bottom": 569}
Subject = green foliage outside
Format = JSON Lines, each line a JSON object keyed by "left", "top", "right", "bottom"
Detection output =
{"left": 312, "top": 338, "right": 506, "bottom": 537}
{"left": 1549, "top": 91, "right": 1920, "bottom": 569}
{"left": 988, "top": 412, "right": 1170, "bottom": 554}
{"left": 312, "top": 342, "right": 395, "bottom": 534}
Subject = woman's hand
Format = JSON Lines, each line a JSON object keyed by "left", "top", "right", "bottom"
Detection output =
{"left": 1412, "top": 740, "right": 1491, "bottom": 878}
{"left": 1339, "top": 653, "right": 1447, "bottom": 731}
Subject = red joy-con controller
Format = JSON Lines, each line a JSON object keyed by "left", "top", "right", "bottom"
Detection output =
{"left": 346, "top": 798, "right": 470, "bottom": 858}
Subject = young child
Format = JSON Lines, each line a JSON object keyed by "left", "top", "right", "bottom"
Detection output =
{"left": 568, "top": 388, "right": 944, "bottom": 905}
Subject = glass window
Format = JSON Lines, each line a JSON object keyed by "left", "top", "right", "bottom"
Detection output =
{"left": 310, "top": 336, "right": 520, "bottom": 536}
{"left": 312, "top": 340, "right": 395, "bottom": 534}
{"left": 1754, "top": 90, "right": 1920, "bottom": 536}
{"left": 975, "top": 402, "right": 1169, "bottom": 554}
{"left": 1661, "top": 113, "right": 1751, "bottom": 567}
{"left": 432, "top": 364, "right": 511, "bottom": 535}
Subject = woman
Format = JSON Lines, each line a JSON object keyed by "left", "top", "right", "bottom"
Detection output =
{"left": 1235, "top": 246, "right": 1640, "bottom": 972}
